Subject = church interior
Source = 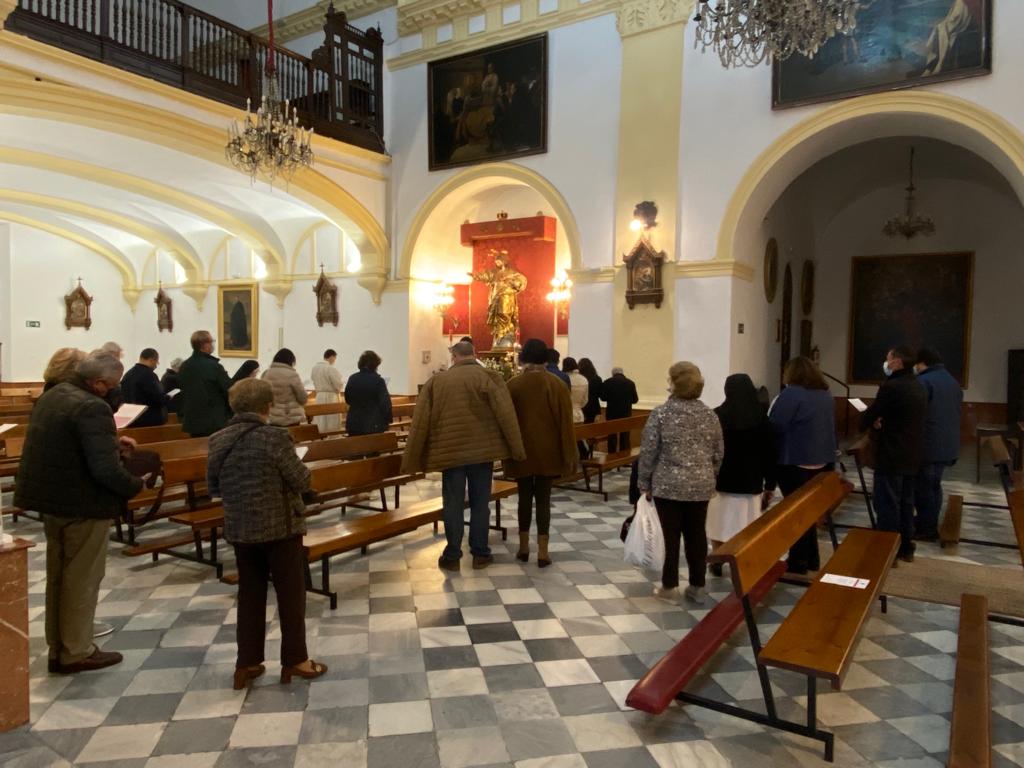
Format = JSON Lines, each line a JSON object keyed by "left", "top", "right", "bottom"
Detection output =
{"left": 1, "top": 0, "right": 1023, "bottom": 765}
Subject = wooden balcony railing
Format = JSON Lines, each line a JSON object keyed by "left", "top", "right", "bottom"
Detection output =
{"left": 6, "top": 0, "right": 385, "bottom": 154}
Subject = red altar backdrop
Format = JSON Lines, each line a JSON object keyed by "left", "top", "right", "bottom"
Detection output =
{"left": 441, "top": 284, "right": 470, "bottom": 337}
{"left": 460, "top": 215, "right": 558, "bottom": 349}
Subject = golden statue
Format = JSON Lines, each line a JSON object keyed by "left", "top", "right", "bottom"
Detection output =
{"left": 470, "top": 250, "right": 527, "bottom": 348}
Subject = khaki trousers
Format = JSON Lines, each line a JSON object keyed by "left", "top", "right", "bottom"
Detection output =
{"left": 43, "top": 516, "right": 110, "bottom": 665}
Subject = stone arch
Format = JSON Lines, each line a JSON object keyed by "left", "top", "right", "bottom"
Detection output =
{"left": 398, "top": 162, "right": 583, "bottom": 280}
{"left": 716, "top": 91, "right": 1024, "bottom": 266}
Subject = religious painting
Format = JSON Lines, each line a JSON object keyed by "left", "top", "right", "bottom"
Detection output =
{"left": 428, "top": 34, "right": 547, "bottom": 171}
{"left": 763, "top": 238, "right": 779, "bottom": 302}
{"left": 64, "top": 280, "right": 93, "bottom": 330}
{"left": 313, "top": 269, "right": 339, "bottom": 327}
{"left": 801, "top": 260, "right": 815, "bottom": 316}
{"left": 623, "top": 239, "right": 666, "bottom": 310}
{"left": 218, "top": 284, "right": 258, "bottom": 358}
{"left": 847, "top": 252, "right": 973, "bottom": 386}
{"left": 773, "top": 0, "right": 992, "bottom": 109}
{"left": 154, "top": 285, "right": 173, "bottom": 332}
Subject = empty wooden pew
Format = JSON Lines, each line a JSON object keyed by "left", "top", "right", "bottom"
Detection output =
{"left": 555, "top": 415, "right": 648, "bottom": 501}
{"left": 948, "top": 593, "right": 990, "bottom": 768}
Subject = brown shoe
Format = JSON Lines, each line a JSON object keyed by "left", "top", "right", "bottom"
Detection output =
{"left": 56, "top": 649, "right": 123, "bottom": 674}
{"left": 472, "top": 555, "right": 494, "bottom": 570}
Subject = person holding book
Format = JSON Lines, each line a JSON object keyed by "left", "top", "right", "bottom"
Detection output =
{"left": 120, "top": 348, "right": 171, "bottom": 427}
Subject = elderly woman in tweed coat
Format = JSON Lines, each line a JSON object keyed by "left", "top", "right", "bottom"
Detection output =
{"left": 207, "top": 378, "right": 326, "bottom": 690}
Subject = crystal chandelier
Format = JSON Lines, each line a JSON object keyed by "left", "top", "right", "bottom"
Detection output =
{"left": 692, "top": 0, "right": 861, "bottom": 68}
{"left": 883, "top": 147, "right": 936, "bottom": 240}
{"left": 226, "top": 0, "right": 314, "bottom": 184}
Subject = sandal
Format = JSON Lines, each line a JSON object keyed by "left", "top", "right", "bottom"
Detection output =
{"left": 233, "top": 664, "right": 266, "bottom": 690}
{"left": 280, "top": 659, "right": 328, "bottom": 684}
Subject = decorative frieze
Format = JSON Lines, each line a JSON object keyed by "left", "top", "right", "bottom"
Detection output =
{"left": 616, "top": 0, "right": 694, "bottom": 38}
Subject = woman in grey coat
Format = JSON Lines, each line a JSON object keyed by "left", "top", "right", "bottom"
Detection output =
{"left": 207, "top": 378, "right": 326, "bottom": 689}
{"left": 261, "top": 348, "right": 308, "bottom": 426}
{"left": 637, "top": 361, "right": 723, "bottom": 606}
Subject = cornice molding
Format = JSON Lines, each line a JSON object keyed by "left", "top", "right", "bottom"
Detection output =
{"left": 250, "top": 0, "right": 395, "bottom": 43}
{"left": 675, "top": 259, "right": 754, "bottom": 281}
{"left": 616, "top": 0, "right": 694, "bottom": 38}
{"left": 569, "top": 266, "right": 617, "bottom": 284}
{"left": 397, "top": 0, "right": 499, "bottom": 36}
{"left": 388, "top": 0, "right": 621, "bottom": 70}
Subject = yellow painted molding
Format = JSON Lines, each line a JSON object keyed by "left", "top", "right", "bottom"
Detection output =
{"left": 616, "top": 0, "right": 693, "bottom": 38}
{"left": 0, "top": 32, "right": 390, "bottom": 170}
{"left": 398, "top": 0, "right": 499, "bottom": 36}
{"left": 399, "top": 161, "right": 582, "bottom": 279}
{"left": 250, "top": 0, "right": 394, "bottom": 43}
{"left": 0, "top": 188, "right": 203, "bottom": 282}
{"left": 0, "top": 211, "right": 138, "bottom": 296}
{"left": 388, "top": 0, "right": 620, "bottom": 70}
{"left": 182, "top": 282, "right": 210, "bottom": 310}
{"left": 569, "top": 266, "right": 617, "bottom": 284}
{"left": 0, "top": 0, "right": 17, "bottom": 25}
{"left": 262, "top": 278, "right": 295, "bottom": 309}
{"left": 383, "top": 278, "right": 411, "bottom": 293}
{"left": 715, "top": 90, "right": 1024, "bottom": 265}
{"left": 675, "top": 259, "right": 754, "bottom": 280}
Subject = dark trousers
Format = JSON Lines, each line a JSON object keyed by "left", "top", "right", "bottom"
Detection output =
{"left": 607, "top": 432, "right": 631, "bottom": 453}
{"left": 913, "top": 462, "right": 947, "bottom": 536}
{"left": 234, "top": 535, "right": 308, "bottom": 668}
{"left": 777, "top": 464, "right": 833, "bottom": 571}
{"left": 874, "top": 470, "right": 916, "bottom": 555}
{"left": 653, "top": 497, "right": 709, "bottom": 589}
{"left": 516, "top": 476, "right": 554, "bottom": 535}
{"left": 441, "top": 462, "right": 493, "bottom": 560}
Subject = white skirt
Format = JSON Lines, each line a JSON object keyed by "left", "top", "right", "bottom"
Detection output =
{"left": 706, "top": 492, "right": 762, "bottom": 542}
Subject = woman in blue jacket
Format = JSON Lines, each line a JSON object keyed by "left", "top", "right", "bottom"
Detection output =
{"left": 769, "top": 357, "right": 838, "bottom": 574}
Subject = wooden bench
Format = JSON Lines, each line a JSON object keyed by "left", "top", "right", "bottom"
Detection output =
{"left": 949, "top": 593, "right": 990, "bottom": 768}
{"left": 120, "top": 423, "right": 185, "bottom": 443}
{"left": 298, "top": 431, "right": 399, "bottom": 463}
{"left": 145, "top": 437, "right": 210, "bottom": 461}
{"left": 299, "top": 478, "right": 517, "bottom": 608}
{"left": 555, "top": 415, "right": 648, "bottom": 501}
{"left": 626, "top": 473, "right": 898, "bottom": 762}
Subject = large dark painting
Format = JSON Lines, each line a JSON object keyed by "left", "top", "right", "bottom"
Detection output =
{"left": 218, "top": 284, "right": 258, "bottom": 358}
{"left": 847, "top": 252, "right": 974, "bottom": 386}
{"left": 773, "top": 0, "right": 992, "bottom": 109}
{"left": 428, "top": 34, "right": 546, "bottom": 171}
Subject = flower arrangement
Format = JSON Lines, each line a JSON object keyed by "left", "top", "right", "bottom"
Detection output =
{"left": 481, "top": 354, "right": 519, "bottom": 381}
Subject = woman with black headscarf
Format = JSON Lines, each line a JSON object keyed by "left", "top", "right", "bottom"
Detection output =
{"left": 706, "top": 374, "right": 776, "bottom": 576}
{"left": 231, "top": 360, "right": 261, "bottom": 384}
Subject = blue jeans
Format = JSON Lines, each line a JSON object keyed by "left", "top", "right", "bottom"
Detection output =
{"left": 914, "top": 463, "right": 947, "bottom": 536}
{"left": 873, "top": 471, "right": 916, "bottom": 555}
{"left": 440, "top": 463, "right": 493, "bottom": 560}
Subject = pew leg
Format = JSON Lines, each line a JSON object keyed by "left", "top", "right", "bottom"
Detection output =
{"left": 321, "top": 556, "right": 337, "bottom": 610}
{"left": 395, "top": 485, "right": 400, "bottom": 508}
{"left": 433, "top": 521, "right": 438, "bottom": 534}
{"left": 380, "top": 488, "right": 388, "bottom": 511}
{"left": 193, "top": 531, "right": 204, "bottom": 561}
{"left": 598, "top": 471, "right": 608, "bottom": 502}
{"left": 495, "top": 500, "right": 506, "bottom": 540}
{"left": 805, "top": 676, "right": 835, "bottom": 762}
{"left": 826, "top": 513, "right": 839, "bottom": 551}
{"left": 880, "top": 595, "right": 888, "bottom": 614}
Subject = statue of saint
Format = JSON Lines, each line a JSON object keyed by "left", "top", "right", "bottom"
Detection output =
{"left": 470, "top": 251, "right": 527, "bottom": 348}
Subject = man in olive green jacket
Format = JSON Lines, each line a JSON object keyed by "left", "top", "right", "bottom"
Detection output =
{"left": 178, "top": 330, "right": 233, "bottom": 437}
{"left": 402, "top": 341, "right": 525, "bottom": 570}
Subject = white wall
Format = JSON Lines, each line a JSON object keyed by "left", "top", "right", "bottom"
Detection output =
{"left": 813, "top": 180, "right": 1024, "bottom": 404}
{"left": 0, "top": 224, "right": 12, "bottom": 381}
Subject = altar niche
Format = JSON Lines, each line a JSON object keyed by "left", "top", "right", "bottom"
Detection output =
{"left": 461, "top": 214, "right": 559, "bottom": 349}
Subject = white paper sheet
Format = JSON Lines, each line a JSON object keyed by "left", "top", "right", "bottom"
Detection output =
{"left": 0, "top": 424, "right": 17, "bottom": 436}
{"left": 820, "top": 573, "right": 870, "bottom": 589}
{"left": 114, "top": 404, "right": 148, "bottom": 429}
{"left": 295, "top": 446, "right": 309, "bottom": 460}
{"left": 166, "top": 388, "right": 181, "bottom": 398}
{"left": 848, "top": 398, "right": 868, "bottom": 413}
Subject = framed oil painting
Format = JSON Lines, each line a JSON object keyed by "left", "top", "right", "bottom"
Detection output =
{"left": 847, "top": 252, "right": 973, "bottom": 386}
{"left": 218, "top": 284, "right": 258, "bottom": 358}
{"left": 773, "top": 0, "right": 992, "bottom": 109}
{"left": 428, "top": 34, "right": 547, "bottom": 171}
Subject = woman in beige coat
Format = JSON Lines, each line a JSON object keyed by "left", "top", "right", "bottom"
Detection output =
{"left": 262, "top": 349, "right": 308, "bottom": 427}
{"left": 505, "top": 339, "right": 576, "bottom": 567}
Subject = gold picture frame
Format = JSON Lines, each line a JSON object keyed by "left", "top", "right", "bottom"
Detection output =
{"left": 218, "top": 284, "right": 258, "bottom": 358}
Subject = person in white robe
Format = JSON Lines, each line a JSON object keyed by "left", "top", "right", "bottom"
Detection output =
{"left": 310, "top": 349, "right": 344, "bottom": 434}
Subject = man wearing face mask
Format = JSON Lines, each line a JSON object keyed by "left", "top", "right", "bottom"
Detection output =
{"left": 860, "top": 346, "right": 927, "bottom": 563}
{"left": 15, "top": 354, "right": 144, "bottom": 673}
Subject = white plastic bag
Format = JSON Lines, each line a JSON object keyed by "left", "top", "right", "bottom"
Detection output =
{"left": 623, "top": 495, "right": 665, "bottom": 572}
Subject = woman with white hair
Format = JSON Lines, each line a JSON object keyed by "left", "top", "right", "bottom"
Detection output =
{"left": 637, "top": 361, "right": 723, "bottom": 605}
{"left": 161, "top": 357, "right": 184, "bottom": 414}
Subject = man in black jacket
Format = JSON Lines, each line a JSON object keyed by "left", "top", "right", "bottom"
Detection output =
{"left": 179, "top": 330, "right": 233, "bottom": 437}
{"left": 861, "top": 345, "right": 927, "bottom": 562}
{"left": 121, "top": 348, "right": 171, "bottom": 427}
{"left": 15, "top": 354, "right": 144, "bottom": 674}
{"left": 601, "top": 367, "right": 639, "bottom": 452}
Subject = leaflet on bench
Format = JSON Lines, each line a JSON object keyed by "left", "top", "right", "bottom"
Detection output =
{"left": 820, "top": 573, "right": 870, "bottom": 589}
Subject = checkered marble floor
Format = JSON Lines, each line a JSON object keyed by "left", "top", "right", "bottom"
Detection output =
{"left": 1, "top": 453, "right": 1023, "bottom": 767}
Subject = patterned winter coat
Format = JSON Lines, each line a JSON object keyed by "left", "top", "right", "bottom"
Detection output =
{"left": 401, "top": 360, "right": 525, "bottom": 474}
{"left": 207, "top": 413, "right": 311, "bottom": 543}
{"left": 637, "top": 397, "right": 724, "bottom": 502}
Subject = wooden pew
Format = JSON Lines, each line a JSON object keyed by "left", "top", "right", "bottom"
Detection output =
{"left": 145, "top": 437, "right": 210, "bottom": 461}
{"left": 304, "top": 401, "right": 348, "bottom": 423}
{"left": 120, "top": 423, "right": 185, "bottom": 443}
{"left": 555, "top": 415, "right": 648, "bottom": 501}
{"left": 626, "top": 473, "right": 899, "bottom": 763}
{"left": 298, "top": 432, "right": 399, "bottom": 463}
{"left": 948, "top": 593, "right": 990, "bottom": 768}
{"left": 288, "top": 423, "right": 320, "bottom": 442}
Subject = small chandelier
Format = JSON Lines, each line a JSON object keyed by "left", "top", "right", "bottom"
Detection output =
{"left": 883, "top": 147, "right": 936, "bottom": 240}
{"left": 546, "top": 270, "right": 573, "bottom": 319}
{"left": 693, "top": 0, "right": 861, "bottom": 68}
{"left": 226, "top": 0, "right": 314, "bottom": 184}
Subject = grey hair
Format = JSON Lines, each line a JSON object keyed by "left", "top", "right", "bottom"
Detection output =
{"left": 169, "top": 357, "right": 184, "bottom": 370}
{"left": 78, "top": 353, "right": 124, "bottom": 382}
{"left": 450, "top": 340, "right": 475, "bottom": 358}
{"left": 101, "top": 341, "right": 124, "bottom": 359}
{"left": 612, "top": 366, "right": 624, "bottom": 375}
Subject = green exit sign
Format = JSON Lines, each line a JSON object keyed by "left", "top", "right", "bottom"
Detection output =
{"left": 25, "top": 321, "right": 40, "bottom": 328}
